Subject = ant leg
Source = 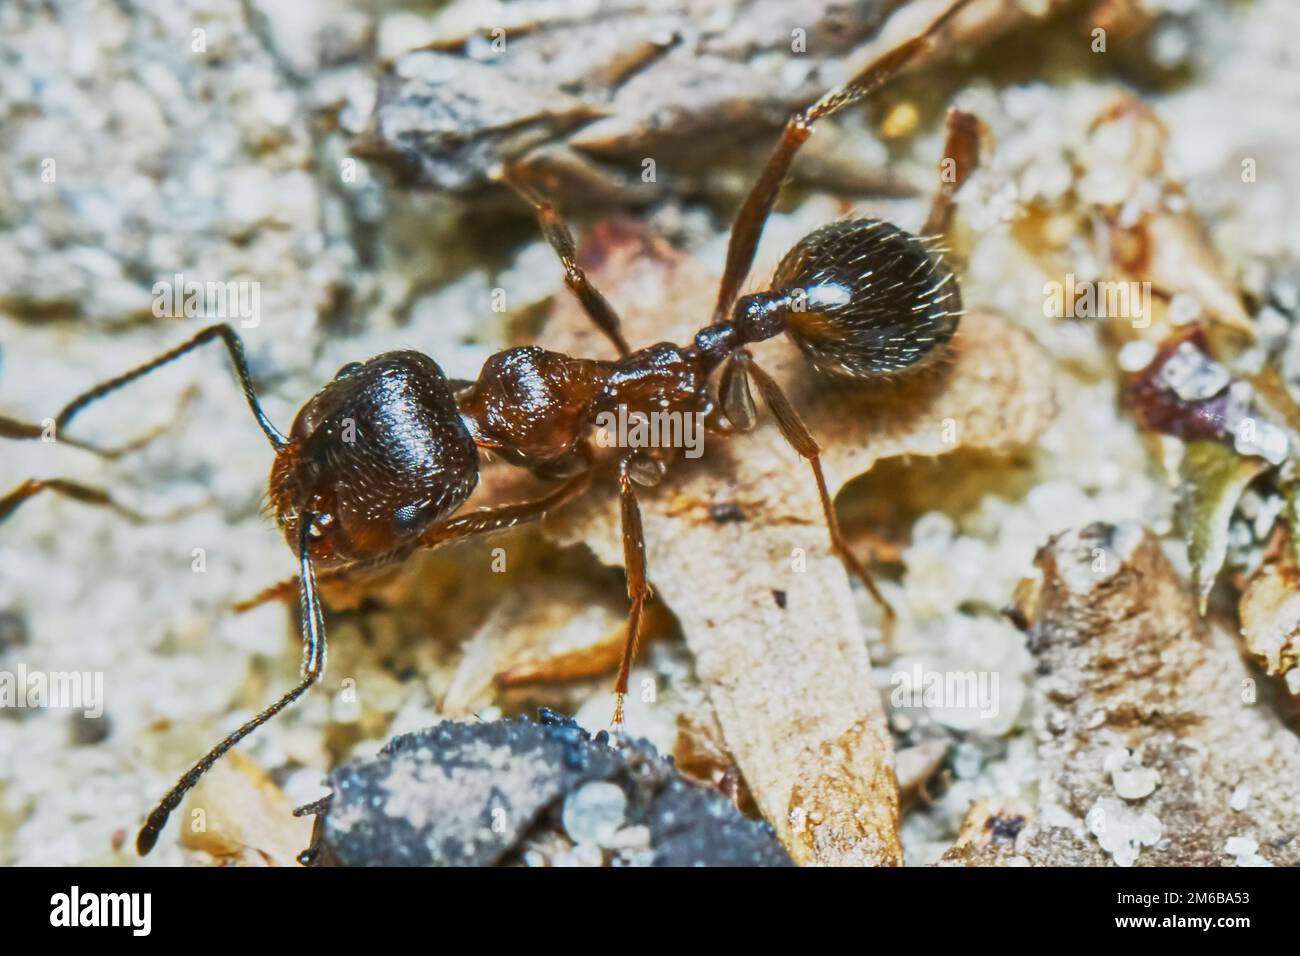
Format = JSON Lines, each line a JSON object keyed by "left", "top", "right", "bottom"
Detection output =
{"left": 235, "top": 461, "right": 596, "bottom": 615}
{"left": 0, "top": 385, "right": 201, "bottom": 460}
{"left": 611, "top": 460, "right": 649, "bottom": 728}
{"left": 921, "top": 108, "right": 982, "bottom": 241}
{"left": 0, "top": 477, "right": 206, "bottom": 525}
{"left": 1, "top": 324, "right": 282, "bottom": 525}
{"left": 410, "top": 445, "right": 649, "bottom": 728}
{"left": 420, "top": 452, "right": 594, "bottom": 547}
{"left": 1, "top": 478, "right": 147, "bottom": 525}
{"left": 136, "top": 514, "right": 326, "bottom": 856}
{"left": 710, "top": 0, "right": 974, "bottom": 323}
{"left": 741, "top": 354, "right": 896, "bottom": 630}
{"left": 1, "top": 322, "right": 285, "bottom": 454}
{"left": 502, "top": 168, "right": 631, "bottom": 357}
{"left": 234, "top": 561, "right": 366, "bottom": 614}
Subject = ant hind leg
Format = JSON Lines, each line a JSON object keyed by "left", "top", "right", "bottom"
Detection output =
{"left": 710, "top": 0, "right": 975, "bottom": 324}
{"left": 741, "top": 354, "right": 897, "bottom": 635}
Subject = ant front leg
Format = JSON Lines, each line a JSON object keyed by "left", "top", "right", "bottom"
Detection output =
{"left": 710, "top": 0, "right": 975, "bottom": 323}
{"left": 0, "top": 323, "right": 284, "bottom": 523}
{"left": 136, "top": 514, "right": 326, "bottom": 856}
{"left": 0, "top": 384, "right": 200, "bottom": 460}
{"left": 233, "top": 455, "right": 596, "bottom": 617}
{"left": 502, "top": 168, "right": 631, "bottom": 357}
{"left": 419, "top": 459, "right": 594, "bottom": 547}
{"left": 738, "top": 353, "right": 896, "bottom": 634}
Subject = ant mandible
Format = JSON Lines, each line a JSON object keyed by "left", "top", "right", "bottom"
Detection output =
{"left": 0, "top": 0, "right": 972, "bottom": 856}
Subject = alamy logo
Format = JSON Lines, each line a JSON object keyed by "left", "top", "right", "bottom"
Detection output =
{"left": 594, "top": 405, "right": 705, "bottom": 459}
{"left": 50, "top": 886, "right": 151, "bottom": 936}
{"left": 152, "top": 273, "right": 260, "bottom": 328}
{"left": 889, "top": 664, "right": 1000, "bottom": 720}
{"left": 0, "top": 665, "right": 102, "bottom": 718}
{"left": 1043, "top": 274, "right": 1152, "bottom": 328}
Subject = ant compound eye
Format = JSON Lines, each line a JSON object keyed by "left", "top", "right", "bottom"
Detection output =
{"left": 335, "top": 362, "right": 364, "bottom": 380}
{"left": 391, "top": 502, "right": 428, "bottom": 536}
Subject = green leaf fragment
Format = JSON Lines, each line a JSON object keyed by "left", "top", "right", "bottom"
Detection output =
{"left": 1179, "top": 440, "right": 1268, "bottom": 614}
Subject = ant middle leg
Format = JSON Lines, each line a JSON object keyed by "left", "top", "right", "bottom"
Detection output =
{"left": 710, "top": 0, "right": 975, "bottom": 323}
{"left": 739, "top": 353, "right": 896, "bottom": 631}
{"left": 502, "top": 167, "right": 631, "bottom": 357}
{"left": 611, "top": 457, "right": 650, "bottom": 728}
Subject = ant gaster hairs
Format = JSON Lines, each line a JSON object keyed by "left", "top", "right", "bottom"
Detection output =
{"left": 0, "top": 0, "right": 974, "bottom": 856}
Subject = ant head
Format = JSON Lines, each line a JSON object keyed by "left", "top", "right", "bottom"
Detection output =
{"left": 269, "top": 351, "right": 479, "bottom": 564}
{"left": 744, "top": 219, "right": 961, "bottom": 379}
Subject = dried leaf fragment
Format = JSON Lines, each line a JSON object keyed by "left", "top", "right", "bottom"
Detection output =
{"left": 180, "top": 751, "right": 314, "bottom": 867}
{"left": 1238, "top": 559, "right": 1300, "bottom": 683}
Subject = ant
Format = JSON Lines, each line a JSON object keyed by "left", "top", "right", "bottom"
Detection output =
{"left": 0, "top": 0, "right": 972, "bottom": 857}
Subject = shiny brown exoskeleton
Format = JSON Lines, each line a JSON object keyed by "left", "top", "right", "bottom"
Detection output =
{"left": 0, "top": 0, "right": 976, "bottom": 856}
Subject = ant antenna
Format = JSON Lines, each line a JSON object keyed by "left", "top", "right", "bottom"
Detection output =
{"left": 136, "top": 512, "right": 325, "bottom": 855}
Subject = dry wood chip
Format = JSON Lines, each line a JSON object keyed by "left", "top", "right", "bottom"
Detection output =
{"left": 441, "top": 575, "right": 671, "bottom": 714}
{"left": 1093, "top": 96, "right": 1253, "bottom": 335}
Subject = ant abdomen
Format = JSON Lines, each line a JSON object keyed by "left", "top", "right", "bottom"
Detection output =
{"left": 739, "top": 219, "right": 961, "bottom": 379}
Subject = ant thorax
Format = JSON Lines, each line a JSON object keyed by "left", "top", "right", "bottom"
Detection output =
{"left": 456, "top": 342, "right": 707, "bottom": 471}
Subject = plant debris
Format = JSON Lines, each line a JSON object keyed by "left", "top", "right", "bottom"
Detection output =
{"left": 943, "top": 523, "right": 1300, "bottom": 867}
{"left": 180, "top": 751, "right": 314, "bottom": 867}
{"left": 364, "top": 0, "right": 1067, "bottom": 200}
